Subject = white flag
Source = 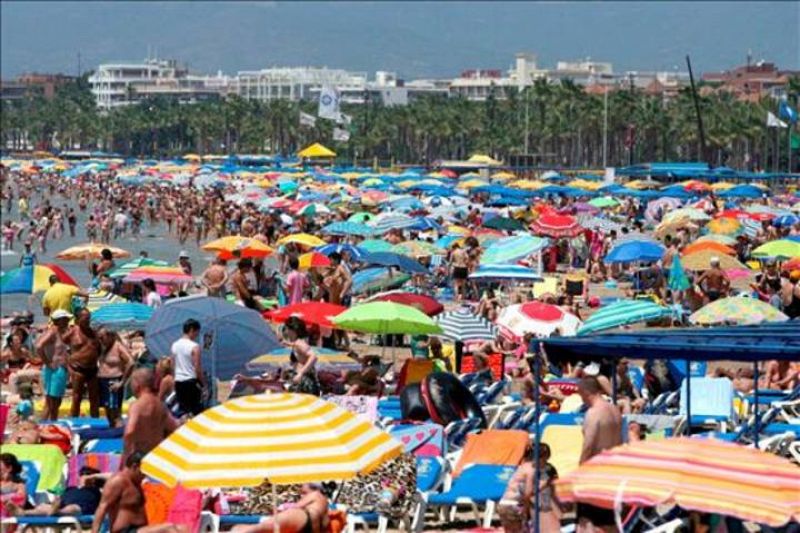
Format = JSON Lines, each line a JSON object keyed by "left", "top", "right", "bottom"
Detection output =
{"left": 318, "top": 85, "right": 340, "bottom": 120}
{"left": 336, "top": 112, "right": 352, "bottom": 126}
{"left": 333, "top": 127, "right": 350, "bottom": 142}
{"left": 299, "top": 112, "right": 316, "bottom": 128}
{"left": 767, "top": 111, "right": 788, "bottom": 129}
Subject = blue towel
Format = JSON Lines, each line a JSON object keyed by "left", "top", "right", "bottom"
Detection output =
{"left": 427, "top": 464, "right": 516, "bottom": 505}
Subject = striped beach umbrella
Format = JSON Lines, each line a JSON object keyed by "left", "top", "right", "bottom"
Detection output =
{"left": 359, "top": 239, "right": 394, "bottom": 253}
{"left": 107, "top": 258, "right": 170, "bottom": 279}
{"left": 435, "top": 308, "right": 498, "bottom": 342}
{"left": 142, "top": 393, "right": 402, "bottom": 488}
{"left": 368, "top": 213, "right": 417, "bottom": 234}
{"left": 90, "top": 302, "right": 153, "bottom": 331}
{"left": 469, "top": 264, "right": 543, "bottom": 281}
{"left": 56, "top": 243, "right": 131, "bottom": 260}
{"left": 480, "top": 235, "right": 548, "bottom": 265}
{"left": 392, "top": 240, "right": 444, "bottom": 258}
{"left": 0, "top": 264, "right": 77, "bottom": 294}
{"left": 298, "top": 252, "right": 331, "bottom": 270}
{"left": 555, "top": 438, "right": 800, "bottom": 528}
{"left": 351, "top": 267, "right": 410, "bottom": 295}
{"left": 321, "top": 221, "right": 376, "bottom": 237}
{"left": 315, "top": 243, "right": 368, "bottom": 262}
{"left": 124, "top": 266, "right": 193, "bottom": 284}
{"left": 577, "top": 299, "right": 673, "bottom": 336}
{"left": 85, "top": 290, "right": 127, "bottom": 312}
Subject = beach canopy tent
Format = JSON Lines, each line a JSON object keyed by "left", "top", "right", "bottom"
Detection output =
{"left": 297, "top": 143, "right": 336, "bottom": 159}
{"left": 542, "top": 322, "right": 800, "bottom": 362}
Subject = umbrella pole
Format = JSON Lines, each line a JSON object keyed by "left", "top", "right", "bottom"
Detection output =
{"left": 685, "top": 359, "right": 692, "bottom": 436}
{"left": 611, "top": 358, "right": 618, "bottom": 405}
{"left": 272, "top": 482, "right": 280, "bottom": 533}
{"left": 532, "top": 339, "right": 542, "bottom": 533}
{"left": 455, "top": 341, "right": 463, "bottom": 374}
{"left": 753, "top": 361, "right": 760, "bottom": 448}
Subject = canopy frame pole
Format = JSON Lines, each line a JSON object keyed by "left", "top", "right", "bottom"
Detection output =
{"left": 753, "top": 361, "right": 760, "bottom": 448}
{"left": 685, "top": 359, "right": 692, "bottom": 436}
{"left": 531, "top": 339, "right": 542, "bottom": 533}
{"left": 272, "top": 482, "right": 280, "bottom": 533}
{"left": 611, "top": 358, "right": 618, "bottom": 405}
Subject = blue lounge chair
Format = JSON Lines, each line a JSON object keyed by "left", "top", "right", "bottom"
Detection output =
{"left": 679, "top": 377, "right": 735, "bottom": 432}
{"left": 413, "top": 464, "right": 517, "bottom": 531}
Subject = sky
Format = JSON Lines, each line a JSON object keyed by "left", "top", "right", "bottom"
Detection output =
{"left": 1, "top": 1, "right": 799, "bottom": 79}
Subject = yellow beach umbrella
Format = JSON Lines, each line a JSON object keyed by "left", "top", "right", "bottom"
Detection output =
{"left": 491, "top": 171, "right": 517, "bottom": 180}
{"left": 511, "top": 179, "right": 546, "bottom": 190}
{"left": 711, "top": 182, "right": 736, "bottom": 192}
{"left": 681, "top": 250, "right": 748, "bottom": 271}
{"left": 56, "top": 243, "right": 131, "bottom": 261}
{"left": 446, "top": 225, "right": 471, "bottom": 236}
{"left": 142, "top": 393, "right": 402, "bottom": 488}
{"left": 467, "top": 154, "right": 502, "bottom": 166}
{"left": 297, "top": 143, "right": 336, "bottom": 159}
{"left": 706, "top": 217, "right": 742, "bottom": 236}
{"left": 276, "top": 233, "right": 326, "bottom": 248}
{"left": 458, "top": 179, "right": 489, "bottom": 190}
{"left": 202, "top": 235, "right": 274, "bottom": 259}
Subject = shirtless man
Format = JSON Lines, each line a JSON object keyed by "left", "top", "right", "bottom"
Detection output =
{"left": 695, "top": 257, "right": 730, "bottom": 303}
{"left": 63, "top": 309, "right": 102, "bottom": 418}
{"left": 450, "top": 243, "right": 469, "bottom": 302}
{"left": 91, "top": 452, "right": 148, "bottom": 533}
{"left": 234, "top": 484, "right": 330, "bottom": 533}
{"left": 762, "top": 360, "right": 799, "bottom": 391}
{"left": 231, "top": 258, "right": 258, "bottom": 309}
{"left": 35, "top": 310, "right": 72, "bottom": 420}
{"left": 577, "top": 376, "right": 622, "bottom": 533}
{"left": 123, "top": 369, "right": 178, "bottom": 465}
{"left": 201, "top": 258, "right": 229, "bottom": 297}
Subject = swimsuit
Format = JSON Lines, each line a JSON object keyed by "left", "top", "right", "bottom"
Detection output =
{"left": 42, "top": 365, "right": 69, "bottom": 398}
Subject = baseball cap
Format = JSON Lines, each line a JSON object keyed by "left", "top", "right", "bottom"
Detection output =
{"left": 51, "top": 309, "right": 73, "bottom": 321}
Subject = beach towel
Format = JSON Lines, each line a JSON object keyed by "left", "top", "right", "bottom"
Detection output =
{"left": 461, "top": 353, "right": 504, "bottom": 380}
{"left": 541, "top": 425, "right": 583, "bottom": 476}
{"left": 144, "top": 482, "right": 176, "bottom": 526}
{"left": 167, "top": 485, "right": 204, "bottom": 533}
{"left": 680, "top": 377, "right": 734, "bottom": 421}
{"left": 67, "top": 453, "right": 121, "bottom": 487}
{"left": 0, "top": 404, "right": 8, "bottom": 437}
{"left": 389, "top": 423, "right": 444, "bottom": 456}
{"left": 324, "top": 395, "right": 378, "bottom": 423}
{"left": 328, "top": 509, "right": 347, "bottom": 533}
{"left": 0, "top": 444, "right": 66, "bottom": 493}
{"left": 453, "top": 429, "right": 528, "bottom": 477}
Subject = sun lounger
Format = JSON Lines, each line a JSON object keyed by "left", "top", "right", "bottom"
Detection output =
{"left": 414, "top": 464, "right": 517, "bottom": 531}
{"left": 0, "top": 514, "right": 99, "bottom": 532}
{"left": 679, "top": 377, "right": 735, "bottom": 432}
{"left": 82, "top": 437, "right": 123, "bottom": 454}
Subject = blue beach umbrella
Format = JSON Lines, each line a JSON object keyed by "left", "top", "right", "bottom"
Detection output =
{"left": 480, "top": 235, "right": 548, "bottom": 265}
{"left": 605, "top": 240, "right": 665, "bottom": 264}
{"left": 315, "top": 243, "right": 368, "bottom": 261}
{"left": 363, "top": 252, "right": 429, "bottom": 274}
{"left": 145, "top": 295, "right": 281, "bottom": 382}
{"left": 352, "top": 267, "right": 411, "bottom": 295}
{"left": 321, "top": 221, "right": 376, "bottom": 237}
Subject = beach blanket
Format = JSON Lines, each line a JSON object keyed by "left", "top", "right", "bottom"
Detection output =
{"left": 324, "top": 395, "right": 378, "bottom": 423}
{"left": 67, "top": 453, "right": 121, "bottom": 487}
{"left": 0, "top": 444, "right": 66, "bottom": 493}
{"left": 389, "top": 423, "right": 444, "bottom": 456}
{"left": 453, "top": 430, "right": 528, "bottom": 477}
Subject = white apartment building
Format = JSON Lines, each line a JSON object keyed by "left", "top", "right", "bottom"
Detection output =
{"left": 235, "top": 66, "right": 368, "bottom": 102}
{"left": 88, "top": 59, "right": 231, "bottom": 109}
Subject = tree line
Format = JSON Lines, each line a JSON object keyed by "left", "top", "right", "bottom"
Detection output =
{"left": 2, "top": 73, "right": 798, "bottom": 169}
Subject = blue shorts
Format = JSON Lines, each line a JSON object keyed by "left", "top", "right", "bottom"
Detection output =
{"left": 42, "top": 365, "right": 68, "bottom": 398}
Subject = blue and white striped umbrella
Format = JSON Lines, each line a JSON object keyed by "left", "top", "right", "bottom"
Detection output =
{"left": 469, "top": 264, "right": 543, "bottom": 281}
{"left": 480, "top": 235, "right": 549, "bottom": 265}
{"left": 315, "top": 243, "right": 368, "bottom": 261}
{"left": 409, "top": 217, "right": 445, "bottom": 232}
{"left": 321, "top": 221, "right": 376, "bottom": 237}
{"left": 435, "top": 308, "right": 498, "bottom": 342}
{"left": 773, "top": 214, "right": 800, "bottom": 228}
{"left": 90, "top": 302, "right": 154, "bottom": 331}
{"left": 368, "top": 213, "right": 417, "bottom": 234}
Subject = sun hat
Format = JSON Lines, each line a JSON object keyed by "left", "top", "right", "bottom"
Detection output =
{"left": 584, "top": 362, "right": 601, "bottom": 376}
{"left": 51, "top": 309, "right": 73, "bottom": 320}
{"left": 178, "top": 250, "right": 190, "bottom": 258}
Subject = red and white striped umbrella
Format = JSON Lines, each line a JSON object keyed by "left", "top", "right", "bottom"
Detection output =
{"left": 530, "top": 214, "right": 582, "bottom": 238}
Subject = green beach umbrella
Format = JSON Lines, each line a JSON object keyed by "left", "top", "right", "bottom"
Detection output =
{"left": 348, "top": 212, "right": 374, "bottom": 223}
{"left": 751, "top": 239, "right": 800, "bottom": 260}
{"left": 588, "top": 196, "right": 620, "bottom": 209}
{"left": 106, "top": 257, "right": 170, "bottom": 279}
{"left": 689, "top": 296, "right": 789, "bottom": 326}
{"left": 333, "top": 301, "right": 443, "bottom": 336}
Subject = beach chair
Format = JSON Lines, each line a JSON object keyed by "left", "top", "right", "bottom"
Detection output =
{"left": 0, "top": 514, "right": 100, "bottom": 533}
{"left": 413, "top": 463, "right": 516, "bottom": 531}
{"left": 678, "top": 377, "right": 736, "bottom": 434}
{"left": 82, "top": 437, "right": 124, "bottom": 454}
{"left": 539, "top": 416, "right": 585, "bottom": 477}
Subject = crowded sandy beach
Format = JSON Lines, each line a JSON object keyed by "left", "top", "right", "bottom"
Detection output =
{"left": 0, "top": 152, "right": 798, "bottom": 533}
{"left": 2, "top": 1, "right": 800, "bottom": 531}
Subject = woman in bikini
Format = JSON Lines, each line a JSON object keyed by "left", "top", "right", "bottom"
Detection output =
{"left": 283, "top": 317, "right": 319, "bottom": 396}
{"left": 234, "top": 484, "right": 330, "bottom": 533}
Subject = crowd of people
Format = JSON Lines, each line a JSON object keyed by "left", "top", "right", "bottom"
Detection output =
{"left": 1, "top": 162, "right": 799, "bottom": 532}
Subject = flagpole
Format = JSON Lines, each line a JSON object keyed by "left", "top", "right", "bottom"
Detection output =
{"left": 775, "top": 125, "right": 780, "bottom": 172}
{"left": 602, "top": 88, "right": 609, "bottom": 168}
{"left": 788, "top": 123, "right": 793, "bottom": 173}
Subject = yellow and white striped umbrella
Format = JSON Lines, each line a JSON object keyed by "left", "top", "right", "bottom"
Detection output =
{"left": 142, "top": 393, "right": 402, "bottom": 488}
